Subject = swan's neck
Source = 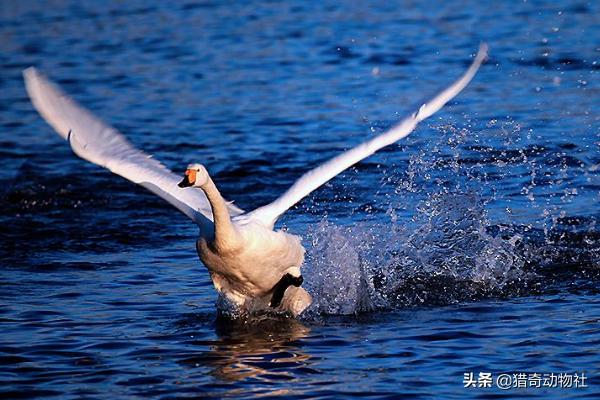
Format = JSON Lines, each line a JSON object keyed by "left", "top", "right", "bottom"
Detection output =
{"left": 200, "top": 177, "right": 238, "bottom": 252}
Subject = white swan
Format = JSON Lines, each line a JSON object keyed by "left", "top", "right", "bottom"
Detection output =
{"left": 23, "top": 44, "right": 487, "bottom": 317}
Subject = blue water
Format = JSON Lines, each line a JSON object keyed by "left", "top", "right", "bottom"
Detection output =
{"left": 1, "top": 0, "right": 599, "bottom": 398}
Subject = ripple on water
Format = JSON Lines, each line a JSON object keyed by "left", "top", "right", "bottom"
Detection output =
{"left": 1, "top": 0, "right": 599, "bottom": 398}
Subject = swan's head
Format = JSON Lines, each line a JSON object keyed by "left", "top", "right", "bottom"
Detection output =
{"left": 178, "top": 163, "right": 209, "bottom": 188}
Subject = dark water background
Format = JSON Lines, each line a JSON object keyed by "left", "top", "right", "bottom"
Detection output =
{"left": 1, "top": 1, "right": 599, "bottom": 398}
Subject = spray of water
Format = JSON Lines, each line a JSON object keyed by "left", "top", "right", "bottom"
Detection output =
{"left": 301, "top": 120, "right": 599, "bottom": 316}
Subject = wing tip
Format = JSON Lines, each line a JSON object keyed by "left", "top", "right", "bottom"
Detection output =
{"left": 22, "top": 66, "right": 75, "bottom": 142}
{"left": 23, "top": 66, "right": 36, "bottom": 90}
{"left": 23, "top": 66, "right": 37, "bottom": 79}
{"left": 476, "top": 42, "right": 489, "bottom": 63}
{"left": 23, "top": 66, "right": 42, "bottom": 90}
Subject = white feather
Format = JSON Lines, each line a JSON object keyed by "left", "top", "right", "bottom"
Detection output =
{"left": 248, "top": 43, "right": 488, "bottom": 227}
{"left": 23, "top": 67, "right": 243, "bottom": 230}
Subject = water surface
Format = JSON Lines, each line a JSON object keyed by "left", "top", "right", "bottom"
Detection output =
{"left": 1, "top": 1, "right": 599, "bottom": 398}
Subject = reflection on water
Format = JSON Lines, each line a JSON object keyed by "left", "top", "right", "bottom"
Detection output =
{"left": 182, "top": 317, "right": 313, "bottom": 389}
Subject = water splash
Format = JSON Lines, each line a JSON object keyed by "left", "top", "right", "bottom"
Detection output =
{"left": 303, "top": 191, "right": 530, "bottom": 316}
{"left": 302, "top": 121, "right": 599, "bottom": 316}
{"left": 304, "top": 220, "right": 378, "bottom": 315}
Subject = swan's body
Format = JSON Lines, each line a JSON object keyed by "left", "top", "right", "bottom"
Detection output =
{"left": 23, "top": 45, "right": 487, "bottom": 317}
{"left": 198, "top": 219, "right": 308, "bottom": 315}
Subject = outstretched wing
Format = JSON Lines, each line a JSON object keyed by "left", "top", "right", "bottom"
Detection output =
{"left": 24, "top": 68, "right": 243, "bottom": 229}
{"left": 248, "top": 44, "right": 488, "bottom": 227}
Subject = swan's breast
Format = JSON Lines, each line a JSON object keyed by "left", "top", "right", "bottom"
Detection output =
{"left": 196, "top": 222, "right": 305, "bottom": 297}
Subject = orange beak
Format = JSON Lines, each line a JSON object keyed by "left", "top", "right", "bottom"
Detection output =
{"left": 178, "top": 169, "right": 196, "bottom": 188}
